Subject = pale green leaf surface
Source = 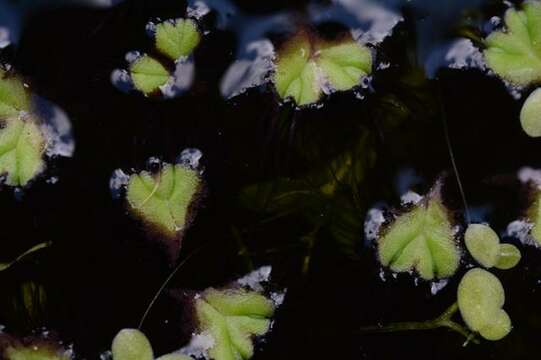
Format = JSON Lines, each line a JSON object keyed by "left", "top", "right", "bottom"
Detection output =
{"left": 0, "top": 69, "right": 30, "bottom": 117}
{"left": 155, "top": 19, "right": 201, "bottom": 61}
{"left": 457, "top": 268, "right": 511, "bottom": 341}
{"left": 378, "top": 193, "right": 459, "bottom": 280}
{"left": 5, "top": 346, "right": 69, "bottom": 360}
{"left": 126, "top": 164, "right": 201, "bottom": 236}
{"left": 196, "top": 288, "right": 274, "bottom": 360}
{"left": 130, "top": 56, "right": 170, "bottom": 95}
{"left": 464, "top": 224, "right": 500, "bottom": 268}
{"left": 0, "top": 116, "right": 46, "bottom": 186}
{"left": 520, "top": 88, "right": 541, "bottom": 137}
{"left": 495, "top": 243, "right": 521, "bottom": 270}
{"left": 485, "top": 1, "right": 541, "bottom": 86}
{"left": 112, "top": 329, "right": 153, "bottom": 360}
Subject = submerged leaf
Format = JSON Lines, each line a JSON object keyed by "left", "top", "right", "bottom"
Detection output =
{"left": 273, "top": 31, "right": 372, "bottom": 106}
{"left": 377, "top": 184, "right": 460, "bottom": 280}
{"left": 130, "top": 56, "right": 170, "bottom": 95}
{"left": 484, "top": 1, "right": 541, "bottom": 86}
{"left": 155, "top": 19, "right": 200, "bottom": 61}
{"left": 520, "top": 88, "right": 541, "bottom": 137}
{"left": 0, "top": 116, "right": 46, "bottom": 186}
{"left": 0, "top": 69, "right": 30, "bottom": 117}
{"left": 196, "top": 288, "right": 274, "bottom": 360}
{"left": 457, "top": 268, "right": 512, "bottom": 341}
{"left": 112, "top": 329, "right": 153, "bottom": 360}
{"left": 126, "top": 164, "right": 201, "bottom": 238}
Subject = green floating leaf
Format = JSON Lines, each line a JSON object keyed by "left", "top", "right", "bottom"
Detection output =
{"left": 155, "top": 19, "right": 201, "bottom": 61}
{"left": 495, "top": 243, "right": 521, "bottom": 270}
{"left": 0, "top": 116, "right": 46, "bottom": 186}
{"left": 112, "top": 329, "right": 153, "bottom": 360}
{"left": 0, "top": 69, "right": 31, "bottom": 117}
{"left": 377, "top": 184, "right": 460, "bottom": 280}
{"left": 464, "top": 224, "right": 500, "bottom": 268}
{"left": 196, "top": 288, "right": 274, "bottom": 360}
{"left": 457, "top": 268, "right": 512, "bottom": 341}
{"left": 520, "top": 88, "right": 541, "bottom": 137}
{"left": 274, "top": 31, "right": 372, "bottom": 106}
{"left": 484, "top": 1, "right": 541, "bottom": 86}
{"left": 5, "top": 345, "right": 69, "bottom": 360}
{"left": 126, "top": 163, "right": 202, "bottom": 238}
{"left": 130, "top": 55, "right": 170, "bottom": 95}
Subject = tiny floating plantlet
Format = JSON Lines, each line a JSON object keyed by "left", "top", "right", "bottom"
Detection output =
{"left": 376, "top": 181, "right": 460, "bottom": 280}
{"left": 464, "top": 224, "right": 521, "bottom": 269}
{"left": 274, "top": 31, "right": 372, "bottom": 106}
{"left": 484, "top": 1, "right": 541, "bottom": 86}
{"left": 520, "top": 88, "right": 541, "bottom": 137}
{"left": 457, "top": 268, "right": 512, "bottom": 341}
{"left": 195, "top": 288, "right": 275, "bottom": 360}
{"left": 111, "top": 328, "right": 190, "bottom": 360}
{"left": 123, "top": 157, "right": 203, "bottom": 260}
{"left": 116, "top": 17, "right": 201, "bottom": 97}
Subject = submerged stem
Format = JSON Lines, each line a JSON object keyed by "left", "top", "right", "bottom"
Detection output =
{"left": 359, "top": 302, "right": 479, "bottom": 345}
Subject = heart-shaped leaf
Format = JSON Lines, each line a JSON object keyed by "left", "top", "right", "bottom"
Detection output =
{"left": 0, "top": 69, "right": 30, "bottom": 118}
{"left": 457, "top": 268, "right": 512, "bottom": 341}
{"left": 484, "top": 1, "right": 541, "bottom": 86}
{"left": 377, "top": 183, "right": 460, "bottom": 280}
{"left": 0, "top": 116, "right": 46, "bottom": 186}
{"left": 130, "top": 56, "right": 170, "bottom": 95}
{"left": 274, "top": 31, "right": 372, "bottom": 106}
{"left": 155, "top": 19, "right": 200, "bottom": 61}
{"left": 126, "top": 163, "right": 202, "bottom": 238}
{"left": 196, "top": 288, "right": 275, "bottom": 360}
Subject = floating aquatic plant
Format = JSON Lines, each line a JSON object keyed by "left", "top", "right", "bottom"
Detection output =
{"left": 457, "top": 268, "right": 511, "bottom": 341}
{"left": 376, "top": 181, "right": 460, "bottom": 280}
{"left": 520, "top": 88, "right": 541, "bottom": 137}
{"left": 195, "top": 287, "right": 275, "bottom": 360}
{"left": 484, "top": 1, "right": 541, "bottom": 86}
{"left": 111, "top": 329, "right": 190, "bottom": 360}
{"left": 120, "top": 17, "right": 201, "bottom": 96}
{"left": 155, "top": 19, "right": 200, "bottom": 62}
{"left": 126, "top": 162, "right": 202, "bottom": 256}
{"left": 130, "top": 56, "right": 170, "bottom": 95}
{"left": 464, "top": 224, "right": 521, "bottom": 269}
{"left": 0, "top": 68, "right": 30, "bottom": 117}
{"left": 274, "top": 31, "right": 372, "bottom": 106}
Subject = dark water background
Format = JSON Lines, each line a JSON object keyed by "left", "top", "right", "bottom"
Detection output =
{"left": 0, "top": 0, "right": 540, "bottom": 359}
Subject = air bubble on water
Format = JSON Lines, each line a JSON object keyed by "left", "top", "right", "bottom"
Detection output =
{"left": 271, "top": 290, "right": 286, "bottom": 307}
{"left": 179, "top": 332, "right": 214, "bottom": 359}
{"left": 125, "top": 51, "right": 142, "bottom": 64}
{"left": 377, "top": 62, "right": 390, "bottom": 71}
{"left": 506, "top": 220, "right": 536, "bottom": 247}
{"left": 109, "top": 169, "right": 130, "bottom": 199}
{"left": 309, "top": 0, "right": 402, "bottom": 45}
{"left": 430, "top": 279, "right": 448, "bottom": 295}
{"left": 110, "top": 69, "right": 133, "bottom": 93}
{"left": 425, "top": 38, "right": 486, "bottom": 78}
{"left": 99, "top": 350, "right": 113, "bottom": 360}
{"left": 32, "top": 96, "right": 75, "bottom": 158}
{"left": 46, "top": 176, "right": 59, "bottom": 185}
{"left": 187, "top": 1, "right": 211, "bottom": 20}
{"left": 378, "top": 269, "right": 386, "bottom": 282}
{"left": 237, "top": 265, "right": 272, "bottom": 291}
{"left": 177, "top": 148, "right": 203, "bottom": 171}
{"left": 0, "top": 27, "right": 10, "bottom": 49}
{"left": 364, "top": 207, "right": 385, "bottom": 243}
{"left": 220, "top": 39, "right": 275, "bottom": 99}
{"left": 400, "top": 191, "right": 422, "bottom": 205}
{"left": 188, "top": 0, "right": 238, "bottom": 29}
{"left": 145, "top": 21, "right": 157, "bottom": 36}
{"left": 518, "top": 166, "right": 541, "bottom": 187}
{"left": 160, "top": 57, "right": 195, "bottom": 98}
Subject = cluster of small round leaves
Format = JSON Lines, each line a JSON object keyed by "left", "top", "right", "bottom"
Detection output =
{"left": 196, "top": 288, "right": 275, "bottom": 360}
{"left": 377, "top": 187, "right": 460, "bottom": 280}
{"left": 484, "top": 1, "right": 541, "bottom": 86}
{"left": 274, "top": 31, "right": 372, "bottom": 106}
{"left": 112, "top": 329, "right": 190, "bottom": 360}
{"left": 126, "top": 163, "right": 202, "bottom": 238}
{"left": 457, "top": 268, "right": 512, "bottom": 341}
{"left": 464, "top": 224, "right": 521, "bottom": 269}
{"left": 129, "top": 18, "right": 200, "bottom": 95}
